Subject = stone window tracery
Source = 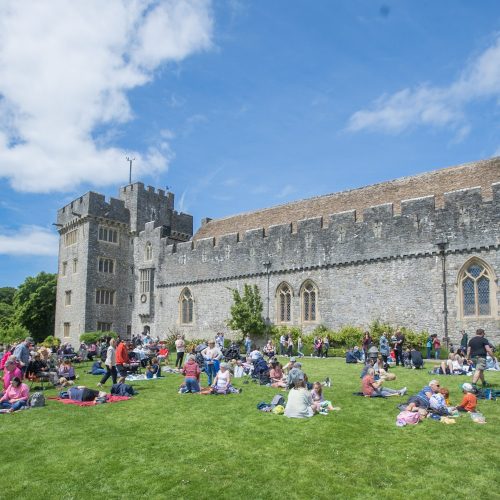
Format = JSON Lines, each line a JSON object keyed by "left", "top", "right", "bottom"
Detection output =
{"left": 458, "top": 259, "right": 495, "bottom": 318}
{"left": 145, "top": 242, "right": 153, "bottom": 261}
{"left": 276, "top": 282, "right": 292, "bottom": 323}
{"left": 179, "top": 288, "right": 194, "bottom": 324}
{"left": 301, "top": 280, "right": 318, "bottom": 322}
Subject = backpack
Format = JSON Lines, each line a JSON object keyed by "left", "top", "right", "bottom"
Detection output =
{"left": 29, "top": 392, "right": 46, "bottom": 408}
{"left": 270, "top": 394, "right": 285, "bottom": 409}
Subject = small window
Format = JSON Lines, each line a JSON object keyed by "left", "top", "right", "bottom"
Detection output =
{"left": 64, "top": 229, "right": 78, "bottom": 247}
{"left": 63, "top": 322, "right": 71, "bottom": 337}
{"left": 73, "top": 259, "right": 78, "bottom": 273}
{"left": 179, "top": 288, "right": 194, "bottom": 324}
{"left": 98, "top": 257, "right": 114, "bottom": 274}
{"left": 98, "top": 226, "right": 118, "bottom": 244}
{"left": 61, "top": 261, "right": 67, "bottom": 276}
{"left": 96, "top": 289, "right": 115, "bottom": 305}
{"left": 97, "top": 322, "right": 112, "bottom": 332}
{"left": 140, "top": 269, "right": 151, "bottom": 294}
{"left": 145, "top": 242, "right": 153, "bottom": 261}
{"left": 129, "top": 294, "right": 133, "bottom": 304}
{"left": 65, "top": 290, "right": 72, "bottom": 306}
{"left": 301, "top": 280, "right": 318, "bottom": 322}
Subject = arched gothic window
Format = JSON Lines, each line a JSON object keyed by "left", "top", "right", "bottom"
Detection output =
{"left": 145, "top": 242, "right": 153, "bottom": 261}
{"left": 179, "top": 288, "right": 194, "bottom": 324}
{"left": 301, "top": 280, "right": 318, "bottom": 322}
{"left": 276, "top": 282, "right": 292, "bottom": 323}
{"left": 459, "top": 260, "right": 494, "bottom": 317}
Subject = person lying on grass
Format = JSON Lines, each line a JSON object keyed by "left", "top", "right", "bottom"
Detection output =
{"left": 404, "top": 379, "right": 440, "bottom": 409}
{"left": 67, "top": 386, "right": 106, "bottom": 402}
{"left": 284, "top": 378, "right": 316, "bottom": 418}
{"left": 0, "top": 377, "right": 29, "bottom": 412}
{"left": 361, "top": 368, "right": 407, "bottom": 398}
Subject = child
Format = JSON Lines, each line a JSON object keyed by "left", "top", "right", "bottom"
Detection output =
{"left": 311, "top": 381, "right": 339, "bottom": 413}
{"left": 456, "top": 383, "right": 477, "bottom": 412}
{"left": 146, "top": 357, "right": 160, "bottom": 379}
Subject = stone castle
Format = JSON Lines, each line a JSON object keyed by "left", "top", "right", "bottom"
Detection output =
{"left": 54, "top": 157, "right": 500, "bottom": 345}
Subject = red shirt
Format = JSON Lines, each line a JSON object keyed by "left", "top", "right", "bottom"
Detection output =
{"left": 459, "top": 393, "right": 477, "bottom": 412}
{"left": 362, "top": 375, "right": 376, "bottom": 396}
{"left": 116, "top": 343, "right": 129, "bottom": 364}
{"left": 182, "top": 360, "right": 201, "bottom": 380}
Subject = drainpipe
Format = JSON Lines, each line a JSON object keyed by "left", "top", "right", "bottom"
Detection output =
{"left": 437, "top": 241, "right": 449, "bottom": 348}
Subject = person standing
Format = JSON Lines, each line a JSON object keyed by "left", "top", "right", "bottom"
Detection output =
{"left": 13, "top": 337, "right": 33, "bottom": 376}
{"left": 201, "top": 340, "right": 222, "bottom": 386}
{"left": 433, "top": 336, "right": 441, "bottom": 360}
{"left": 467, "top": 328, "right": 495, "bottom": 386}
{"left": 394, "top": 331, "right": 405, "bottom": 367}
{"left": 215, "top": 332, "right": 225, "bottom": 351}
{"left": 98, "top": 338, "right": 117, "bottom": 387}
{"left": 361, "top": 332, "right": 372, "bottom": 357}
{"left": 175, "top": 335, "right": 185, "bottom": 369}
{"left": 379, "top": 332, "right": 390, "bottom": 363}
{"left": 426, "top": 335, "right": 433, "bottom": 360}
{"left": 115, "top": 339, "right": 129, "bottom": 379}
{"left": 287, "top": 336, "right": 294, "bottom": 357}
{"left": 297, "top": 337, "right": 304, "bottom": 358}
{"left": 279, "top": 334, "right": 286, "bottom": 356}
{"left": 323, "top": 337, "right": 330, "bottom": 358}
{"left": 460, "top": 330, "right": 468, "bottom": 353}
{"left": 244, "top": 335, "right": 252, "bottom": 355}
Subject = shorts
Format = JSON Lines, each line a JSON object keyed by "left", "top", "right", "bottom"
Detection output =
{"left": 473, "top": 357, "right": 486, "bottom": 371}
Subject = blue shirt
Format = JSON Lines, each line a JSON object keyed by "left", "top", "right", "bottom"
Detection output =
{"left": 417, "top": 386, "right": 432, "bottom": 403}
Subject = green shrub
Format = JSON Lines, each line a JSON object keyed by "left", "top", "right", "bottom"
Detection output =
{"left": 42, "top": 335, "right": 61, "bottom": 348}
{"left": 80, "top": 331, "right": 118, "bottom": 344}
{"left": 0, "top": 324, "right": 30, "bottom": 344}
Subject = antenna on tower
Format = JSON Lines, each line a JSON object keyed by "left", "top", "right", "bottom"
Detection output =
{"left": 126, "top": 156, "right": 135, "bottom": 185}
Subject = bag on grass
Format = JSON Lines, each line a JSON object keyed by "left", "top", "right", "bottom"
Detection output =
{"left": 29, "top": 392, "right": 45, "bottom": 408}
{"left": 270, "top": 394, "right": 285, "bottom": 409}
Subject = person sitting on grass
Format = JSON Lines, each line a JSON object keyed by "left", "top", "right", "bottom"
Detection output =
{"left": 0, "top": 377, "right": 29, "bottom": 412}
{"left": 3, "top": 358, "right": 23, "bottom": 391}
{"left": 263, "top": 340, "right": 275, "bottom": 360}
{"left": 90, "top": 360, "right": 106, "bottom": 376}
{"left": 361, "top": 368, "right": 407, "bottom": 398}
{"left": 429, "top": 387, "right": 454, "bottom": 416}
{"left": 281, "top": 357, "right": 296, "bottom": 374}
{"left": 58, "top": 359, "right": 76, "bottom": 385}
{"left": 146, "top": 357, "right": 161, "bottom": 379}
{"left": 180, "top": 355, "right": 201, "bottom": 393}
{"left": 311, "top": 381, "right": 339, "bottom": 413}
{"left": 456, "top": 383, "right": 477, "bottom": 413}
{"left": 284, "top": 378, "right": 316, "bottom": 418}
{"left": 211, "top": 362, "right": 241, "bottom": 394}
{"left": 346, "top": 346, "right": 363, "bottom": 363}
{"left": 269, "top": 361, "right": 287, "bottom": 388}
{"left": 405, "top": 380, "right": 440, "bottom": 409}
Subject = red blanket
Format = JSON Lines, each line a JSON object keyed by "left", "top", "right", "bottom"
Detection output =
{"left": 49, "top": 395, "right": 130, "bottom": 406}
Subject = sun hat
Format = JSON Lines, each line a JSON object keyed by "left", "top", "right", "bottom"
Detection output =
{"left": 462, "top": 383, "right": 473, "bottom": 392}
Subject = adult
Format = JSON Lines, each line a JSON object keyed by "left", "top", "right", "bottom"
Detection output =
{"left": 181, "top": 355, "right": 201, "bottom": 393}
{"left": 410, "top": 347, "right": 424, "bottom": 369}
{"left": 90, "top": 360, "right": 106, "bottom": 375}
{"left": 297, "top": 337, "right": 304, "bottom": 358}
{"left": 174, "top": 335, "right": 185, "bottom": 369}
{"left": 3, "top": 358, "right": 22, "bottom": 390}
{"left": 323, "top": 337, "right": 330, "bottom": 358}
{"left": 98, "top": 338, "right": 117, "bottom": 387}
{"left": 244, "top": 335, "right": 252, "bottom": 355}
{"left": 13, "top": 337, "right": 33, "bottom": 375}
{"left": 287, "top": 362, "right": 307, "bottom": 389}
{"left": 406, "top": 380, "right": 440, "bottom": 409}
{"left": 0, "top": 377, "right": 29, "bottom": 412}
{"left": 215, "top": 332, "right": 225, "bottom": 351}
{"left": 425, "top": 335, "right": 433, "bottom": 360}
{"left": 201, "top": 340, "right": 222, "bottom": 386}
{"left": 284, "top": 379, "right": 315, "bottom": 418}
{"left": 263, "top": 340, "right": 275, "bottom": 360}
{"left": 346, "top": 347, "right": 361, "bottom": 363}
{"left": 279, "top": 334, "right": 286, "bottom": 356}
{"left": 379, "top": 333, "right": 390, "bottom": 363}
{"left": 433, "top": 336, "right": 441, "bottom": 360}
{"left": 314, "top": 337, "right": 323, "bottom": 358}
{"left": 361, "top": 368, "right": 406, "bottom": 398}
{"left": 212, "top": 362, "right": 240, "bottom": 394}
{"left": 287, "top": 337, "right": 294, "bottom": 357}
{"left": 467, "top": 328, "right": 495, "bottom": 386}
{"left": 460, "top": 330, "right": 468, "bottom": 353}
{"left": 394, "top": 331, "right": 405, "bottom": 366}
{"left": 115, "top": 338, "right": 130, "bottom": 379}
{"left": 269, "top": 361, "right": 286, "bottom": 388}
{"left": 361, "top": 332, "right": 372, "bottom": 356}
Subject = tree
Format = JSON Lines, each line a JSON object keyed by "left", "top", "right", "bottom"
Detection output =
{"left": 0, "top": 287, "right": 16, "bottom": 305}
{"left": 0, "top": 287, "right": 16, "bottom": 329}
{"left": 13, "top": 272, "right": 57, "bottom": 342}
{"left": 227, "top": 284, "right": 266, "bottom": 337}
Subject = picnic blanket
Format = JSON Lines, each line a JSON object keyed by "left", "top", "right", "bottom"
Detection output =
{"left": 125, "top": 374, "right": 163, "bottom": 381}
{"left": 49, "top": 395, "right": 130, "bottom": 406}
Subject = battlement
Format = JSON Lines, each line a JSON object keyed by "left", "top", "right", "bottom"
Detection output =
{"left": 120, "top": 182, "right": 171, "bottom": 200}
{"left": 57, "top": 191, "right": 129, "bottom": 227}
{"left": 157, "top": 183, "right": 499, "bottom": 285}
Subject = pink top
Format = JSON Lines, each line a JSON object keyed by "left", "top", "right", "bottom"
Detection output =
{"left": 1, "top": 383, "right": 29, "bottom": 402}
{"left": 3, "top": 367, "right": 22, "bottom": 390}
{"left": 0, "top": 352, "right": 11, "bottom": 370}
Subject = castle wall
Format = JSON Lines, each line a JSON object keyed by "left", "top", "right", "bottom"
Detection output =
{"left": 152, "top": 183, "right": 500, "bottom": 343}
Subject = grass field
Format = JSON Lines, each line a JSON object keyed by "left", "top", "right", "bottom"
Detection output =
{"left": 1, "top": 357, "right": 499, "bottom": 499}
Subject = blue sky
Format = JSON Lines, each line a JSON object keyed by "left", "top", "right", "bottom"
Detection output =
{"left": 1, "top": 0, "right": 500, "bottom": 287}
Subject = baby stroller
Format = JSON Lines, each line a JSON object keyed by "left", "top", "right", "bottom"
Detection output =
{"left": 252, "top": 357, "right": 270, "bottom": 385}
{"left": 223, "top": 343, "right": 241, "bottom": 361}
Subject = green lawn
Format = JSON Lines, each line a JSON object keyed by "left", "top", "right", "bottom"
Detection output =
{"left": 2, "top": 358, "right": 499, "bottom": 499}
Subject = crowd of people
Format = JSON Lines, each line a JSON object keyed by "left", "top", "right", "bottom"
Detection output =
{"left": 0, "top": 328, "right": 496, "bottom": 421}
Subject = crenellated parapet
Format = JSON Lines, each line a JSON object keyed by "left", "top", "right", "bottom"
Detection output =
{"left": 156, "top": 183, "right": 500, "bottom": 287}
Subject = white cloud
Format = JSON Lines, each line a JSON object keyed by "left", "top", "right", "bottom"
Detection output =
{"left": 0, "top": 226, "right": 59, "bottom": 256}
{"left": 0, "top": 0, "right": 213, "bottom": 193}
{"left": 347, "top": 34, "right": 500, "bottom": 136}
{"left": 276, "top": 184, "right": 296, "bottom": 199}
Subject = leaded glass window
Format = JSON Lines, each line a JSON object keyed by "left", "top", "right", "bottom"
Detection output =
{"left": 460, "top": 262, "right": 491, "bottom": 317}
{"left": 180, "top": 288, "right": 193, "bottom": 324}
{"left": 302, "top": 281, "right": 317, "bottom": 322}
{"left": 277, "top": 283, "right": 292, "bottom": 323}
